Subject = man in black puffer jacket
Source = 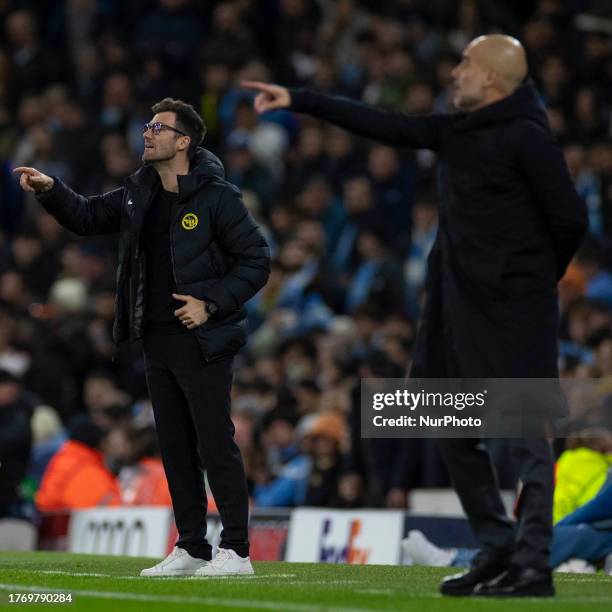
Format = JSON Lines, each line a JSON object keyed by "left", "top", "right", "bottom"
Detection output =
{"left": 15, "top": 98, "right": 270, "bottom": 576}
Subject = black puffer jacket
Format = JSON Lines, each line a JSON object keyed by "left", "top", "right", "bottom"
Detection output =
{"left": 37, "top": 148, "right": 270, "bottom": 361}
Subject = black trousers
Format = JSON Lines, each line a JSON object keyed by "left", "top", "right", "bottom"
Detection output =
{"left": 143, "top": 332, "right": 250, "bottom": 559}
{"left": 436, "top": 436, "right": 554, "bottom": 569}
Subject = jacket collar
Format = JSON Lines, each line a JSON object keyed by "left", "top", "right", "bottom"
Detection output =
{"left": 124, "top": 147, "right": 225, "bottom": 201}
{"left": 452, "top": 79, "right": 550, "bottom": 133}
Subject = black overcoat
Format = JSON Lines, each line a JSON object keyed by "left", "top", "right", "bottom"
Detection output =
{"left": 290, "top": 83, "right": 588, "bottom": 378}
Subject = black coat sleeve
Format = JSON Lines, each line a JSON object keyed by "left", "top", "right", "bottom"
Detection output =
{"left": 203, "top": 184, "right": 271, "bottom": 316}
{"left": 35, "top": 178, "right": 123, "bottom": 236}
{"left": 517, "top": 122, "right": 588, "bottom": 279}
{"left": 289, "top": 89, "right": 448, "bottom": 151}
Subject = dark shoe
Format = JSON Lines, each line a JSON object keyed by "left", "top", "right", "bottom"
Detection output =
{"left": 474, "top": 565, "right": 555, "bottom": 598}
{"left": 439, "top": 551, "right": 509, "bottom": 596}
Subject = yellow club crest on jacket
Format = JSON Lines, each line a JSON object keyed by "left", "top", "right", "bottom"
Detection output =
{"left": 181, "top": 213, "right": 198, "bottom": 230}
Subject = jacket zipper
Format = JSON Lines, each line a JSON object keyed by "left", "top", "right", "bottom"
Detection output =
{"left": 169, "top": 204, "right": 179, "bottom": 288}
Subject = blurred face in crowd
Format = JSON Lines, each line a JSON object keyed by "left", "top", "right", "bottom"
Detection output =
{"left": 296, "top": 220, "right": 326, "bottom": 257}
{"left": 142, "top": 111, "right": 190, "bottom": 164}
{"left": 326, "top": 128, "right": 352, "bottom": 159}
{"left": 103, "top": 73, "right": 131, "bottom": 109}
{"left": 17, "top": 95, "right": 44, "bottom": 127}
{"left": 368, "top": 146, "right": 398, "bottom": 180}
{"left": 310, "top": 434, "right": 338, "bottom": 459}
{"left": 0, "top": 271, "right": 28, "bottom": 305}
{"left": 357, "top": 231, "right": 384, "bottom": 261}
{"left": 297, "top": 179, "right": 332, "bottom": 217}
{"left": 264, "top": 419, "right": 295, "bottom": 449}
{"left": 279, "top": 240, "right": 309, "bottom": 272}
{"left": 5, "top": 10, "right": 37, "bottom": 48}
{"left": 12, "top": 235, "right": 42, "bottom": 267}
{"left": 343, "top": 177, "right": 373, "bottom": 215}
{"left": 0, "top": 379, "right": 20, "bottom": 406}
{"left": 405, "top": 83, "right": 434, "bottom": 113}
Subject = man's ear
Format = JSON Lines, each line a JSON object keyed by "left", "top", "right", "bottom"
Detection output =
{"left": 177, "top": 135, "right": 191, "bottom": 152}
{"left": 484, "top": 69, "right": 498, "bottom": 89}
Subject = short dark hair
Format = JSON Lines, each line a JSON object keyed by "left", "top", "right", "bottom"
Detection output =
{"left": 151, "top": 97, "right": 206, "bottom": 159}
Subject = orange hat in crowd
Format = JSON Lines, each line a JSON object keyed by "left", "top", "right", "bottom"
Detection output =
{"left": 309, "top": 412, "right": 347, "bottom": 447}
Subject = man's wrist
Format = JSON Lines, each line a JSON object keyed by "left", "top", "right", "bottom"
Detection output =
{"left": 205, "top": 300, "right": 219, "bottom": 317}
{"left": 36, "top": 178, "right": 56, "bottom": 196}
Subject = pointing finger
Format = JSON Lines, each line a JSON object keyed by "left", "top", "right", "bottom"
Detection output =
{"left": 241, "top": 80, "right": 272, "bottom": 92}
{"left": 13, "top": 167, "right": 38, "bottom": 176}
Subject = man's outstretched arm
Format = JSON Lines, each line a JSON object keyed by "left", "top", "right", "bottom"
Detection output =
{"left": 242, "top": 81, "right": 447, "bottom": 151}
{"left": 13, "top": 167, "right": 122, "bottom": 236}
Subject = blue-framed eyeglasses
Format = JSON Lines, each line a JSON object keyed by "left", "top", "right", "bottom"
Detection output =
{"left": 142, "top": 122, "right": 187, "bottom": 136}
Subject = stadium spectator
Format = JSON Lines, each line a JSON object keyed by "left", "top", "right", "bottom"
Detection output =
{"left": 303, "top": 412, "right": 347, "bottom": 507}
{"left": 553, "top": 428, "right": 612, "bottom": 524}
{"left": 0, "top": 370, "right": 33, "bottom": 520}
{"left": 117, "top": 425, "right": 172, "bottom": 507}
{"left": 35, "top": 415, "right": 120, "bottom": 512}
{"left": 253, "top": 411, "right": 346, "bottom": 507}
{"left": 27, "top": 404, "right": 67, "bottom": 490}
{"left": 253, "top": 410, "right": 310, "bottom": 507}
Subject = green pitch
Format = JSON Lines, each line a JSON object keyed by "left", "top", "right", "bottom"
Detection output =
{"left": 0, "top": 552, "right": 611, "bottom": 611}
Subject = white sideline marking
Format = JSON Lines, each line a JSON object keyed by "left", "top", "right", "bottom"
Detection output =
{"left": 289, "top": 580, "right": 361, "bottom": 585}
{"left": 557, "top": 577, "right": 612, "bottom": 583}
{"left": 2, "top": 582, "right": 612, "bottom": 606}
{"left": 0, "top": 583, "right": 384, "bottom": 611}
{"left": 21, "top": 569, "right": 612, "bottom": 586}
{"left": 38, "top": 570, "right": 360, "bottom": 587}
{"left": 39, "top": 570, "right": 298, "bottom": 581}
{"left": 40, "top": 571, "right": 108, "bottom": 578}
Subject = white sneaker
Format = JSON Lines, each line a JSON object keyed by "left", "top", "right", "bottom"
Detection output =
{"left": 195, "top": 547, "right": 254, "bottom": 576}
{"left": 140, "top": 547, "right": 209, "bottom": 577}
{"left": 555, "top": 558, "right": 596, "bottom": 574}
{"left": 401, "top": 530, "right": 457, "bottom": 567}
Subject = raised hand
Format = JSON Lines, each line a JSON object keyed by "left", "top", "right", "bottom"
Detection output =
{"left": 13, "top": 166, "right": 54, "bottom": 193}
{"left": 241, "top": 81, "right": 292, "bottom": 114}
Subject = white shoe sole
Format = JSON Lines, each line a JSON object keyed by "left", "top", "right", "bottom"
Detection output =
{"left": 140, "top": 568, "right": 206, "bottom": 577}
{"left": 196, "top": 566, "right": 255, "bottom": 577}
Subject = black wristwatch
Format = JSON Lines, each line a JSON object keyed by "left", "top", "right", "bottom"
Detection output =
{"left": 205, "top": 300, "right": 219, "bottom": 316}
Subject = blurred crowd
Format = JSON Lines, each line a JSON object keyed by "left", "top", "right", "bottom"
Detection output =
{"left": 1, "top": 0, "right": 612, "bottom": 522}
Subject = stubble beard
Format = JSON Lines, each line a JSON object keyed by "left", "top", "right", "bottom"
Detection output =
{"left": 454, "top": 90, "right": 480, "bottom": 112}
{"left": 142, "top": 148, "right": 176, "bottom": 166}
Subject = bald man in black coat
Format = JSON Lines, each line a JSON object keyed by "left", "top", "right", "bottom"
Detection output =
{"left": 245, "top": 34, "right": 588, "bottom": 597}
